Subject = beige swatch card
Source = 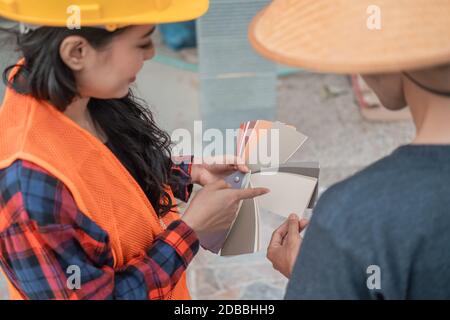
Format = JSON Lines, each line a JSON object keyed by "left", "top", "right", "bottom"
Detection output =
{"left": 250, "top": 172, "right": 318, "bottom": 219}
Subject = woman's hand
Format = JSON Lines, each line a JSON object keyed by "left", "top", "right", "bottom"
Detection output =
{"left": 191, "top": 155, "right": 249, "bottom": 187}
{"left": 267, "top": 214, "right": 309, "bottom": 279}
{"left": 182, "top": 179, "right": 269, "bottom": 235}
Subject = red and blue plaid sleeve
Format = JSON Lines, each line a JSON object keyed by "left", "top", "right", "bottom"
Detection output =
{"left": 0, "top": 160, "right": 199, "bottom": 300}
{"left": 170, "top": 155, "right": 194, "bottom": 202}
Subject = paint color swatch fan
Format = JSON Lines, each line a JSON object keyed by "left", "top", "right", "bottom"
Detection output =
{"left": 198, "top": 120, "right": 320, "bottom": 256}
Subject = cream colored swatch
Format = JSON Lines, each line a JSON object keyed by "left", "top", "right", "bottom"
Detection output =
{"left": 250, "top": 172, "right": 318, "bottom": 218}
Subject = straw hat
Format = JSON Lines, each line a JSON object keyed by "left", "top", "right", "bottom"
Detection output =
{"left": 249, "top": 0, "right": 450, "bottom": 74}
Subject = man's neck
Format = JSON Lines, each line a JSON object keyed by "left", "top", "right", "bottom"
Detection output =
{"left": 405, "top": 78, "right": 450, "bottom": 145}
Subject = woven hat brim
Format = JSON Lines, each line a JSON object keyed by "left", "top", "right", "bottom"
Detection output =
{"left": 249, "top": 0, "right": 450, "bottom": 74}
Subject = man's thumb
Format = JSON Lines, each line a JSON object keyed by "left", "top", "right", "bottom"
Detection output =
{"left": 287, "top": 214, "right": 300, "bottom": 241}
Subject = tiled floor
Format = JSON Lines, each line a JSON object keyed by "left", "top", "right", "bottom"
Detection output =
{"left": 0, "top": 32, "right": 415, "bottom": 299}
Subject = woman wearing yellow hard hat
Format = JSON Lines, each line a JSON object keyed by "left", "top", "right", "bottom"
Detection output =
{"left": 251, "top": 0, "right": 450, "bottom": 299}
{"left": 0, "top": 0, "right": 269, "bottom": 300}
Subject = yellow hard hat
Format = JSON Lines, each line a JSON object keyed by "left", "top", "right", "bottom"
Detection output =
{"left": 0, "top": 0, "right": 209, "bottom": 31}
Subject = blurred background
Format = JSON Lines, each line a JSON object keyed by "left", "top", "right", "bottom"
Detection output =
{"left": 0, "top": 0, "right": 415, "bottom": 300}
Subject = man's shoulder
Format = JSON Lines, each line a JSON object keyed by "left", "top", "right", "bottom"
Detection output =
{"left": 318, "top": 152, "right": 401, "bottom": 209}
{"left": 320, "top": 147, "right": 447, "bottom": 207}
{"left": 314, "top": 147, "right": 450, "bottom": 232}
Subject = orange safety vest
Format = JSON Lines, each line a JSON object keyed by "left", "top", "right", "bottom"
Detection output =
{"left": 0, "top": 61, "right": 191, "bottom": 300}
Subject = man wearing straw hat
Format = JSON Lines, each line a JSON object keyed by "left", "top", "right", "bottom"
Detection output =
{"left": 249, "top": 0, "right": 450, "bottom": 299}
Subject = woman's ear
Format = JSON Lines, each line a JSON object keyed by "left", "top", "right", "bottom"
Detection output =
{"left": 59, "top": 36, "right": 91, "bottom": 72}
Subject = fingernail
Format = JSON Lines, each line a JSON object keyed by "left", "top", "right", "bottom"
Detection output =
{"left": 289, "top": 213, "right": 298, "bottom": 220}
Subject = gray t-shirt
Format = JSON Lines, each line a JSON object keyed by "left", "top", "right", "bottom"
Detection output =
{"left": 286, "top": 145, "right": 450, "bottom": 299}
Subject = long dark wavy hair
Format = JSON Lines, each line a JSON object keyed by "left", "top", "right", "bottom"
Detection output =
{"left": 1, "top": 25, "right": 180, "bottom": 217}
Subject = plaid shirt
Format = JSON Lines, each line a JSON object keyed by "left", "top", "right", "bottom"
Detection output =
{"left": 0, "top": 156, "right": 199, "bottom": 300}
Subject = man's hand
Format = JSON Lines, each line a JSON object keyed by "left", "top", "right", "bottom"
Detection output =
{"left": 267, "top": 214, "right": 309, "bottom": 279}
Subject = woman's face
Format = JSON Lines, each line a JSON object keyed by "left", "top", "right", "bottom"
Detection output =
{"left": 60, "top": 25, "right": 156, "bottom": 99}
